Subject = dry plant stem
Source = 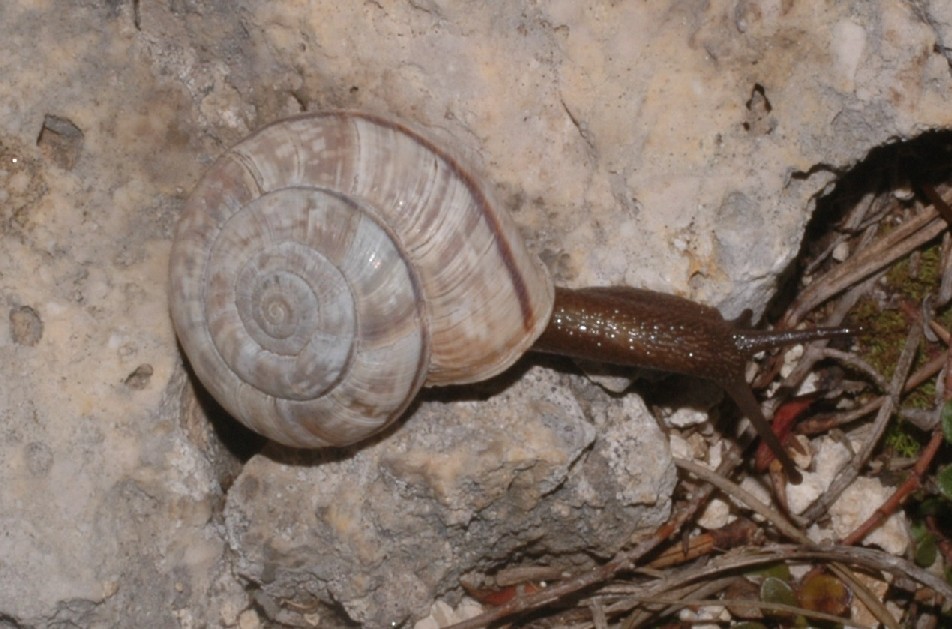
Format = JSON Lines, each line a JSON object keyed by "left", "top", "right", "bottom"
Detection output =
{"left": 798, "top": 351, "right": 945, "bottom": 435}
{"left": 938, "top": 231, "right": 952, "bottom": 305}
{"left": 647, "top": 518, "right": 760, "bottom": 569}
{"left": 788, "top": 205, "right": 947, "bottom": 321}
{"left": 783, "top": 545, "right": 952, "bottom": 602}
{"left": 617, "top": 574, "right": 845, "bottom": 628}
{"left": 803, "top": 185, "right": 886, "bottom": 278}
{"left": 817, "top": 347, "right": 891, "bottom": 391}
{"left": 778, "top": 189, "right": 881, "bottom": 341}
{"left": 611, "top": 544, "right": 952, "bottom": 620}
{"left": 491, "top": 566, "right": 565, "bottom": 587}
{"left": 613, "top": 548, "right": 912, "bottom": 629}
{"left": 617, "top": 576, "right": 737, "bottom": 628}
{"left": 925, "top": 306, "right": 952, "bottom": 344}
{"left": 919, "top": 182, "right": 952, "bottom": 227}
{"left": 589, "top": 597, "right": 608, "bottom": 629}
{"left": 801, "top": 322, "right": 923, "bottom": 524}
{"left": 444, "top": 453, "right": 744, "bottom": 629}
{"left": 717, "top": 544, "right": 952, "bottom": 603}
{"left": 619, "top": 594, "right": 871, "bottom": 628}
{"left": 774, "top": 271, "right": 878, "bottom": 394}
{"left": 841, "top": 428, "right": 946, "bottom": 546}
{"left": 901, "top": 351, "right": 945, "bottom": 392}
{"left": 916, "top": 348, "right": 952, "bottom": 567}
{"left": 674, "top": 458, "right": 804, "bottom": 541}
{"left": 675, "top": 456, "right": 899, "bottom": 628}
{"left": 613, "top": 574, "right": 867, "bottom": 628}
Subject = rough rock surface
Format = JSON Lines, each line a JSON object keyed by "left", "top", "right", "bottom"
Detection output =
{"left": 0, "top": 1, "right": 950, "bottom": 626}
{"left": 227, "top": 367, "right": 674, "bottom": 627}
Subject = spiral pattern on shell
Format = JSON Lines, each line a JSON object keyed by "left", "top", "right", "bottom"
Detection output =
{"left": 169, "top": 111, "right": 554, "bottom": 448}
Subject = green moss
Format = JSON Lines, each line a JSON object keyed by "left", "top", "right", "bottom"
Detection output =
{"left": 884, "top": 422, "right": 921, "bottom": 458}
{"left": 845, "top": 239, "right": 949, "bottom": 458}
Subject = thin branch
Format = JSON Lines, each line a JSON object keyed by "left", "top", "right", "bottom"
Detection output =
{"left": 618, "top": 593, "right": 871, "bottom": 628}
{"left": 798, "top": 351, "right": 945, "bottom": 435}
{"left": 815, "top": 347, "right": 891, "bottom": 391}
{"left": 674, "top": 457, "right": 803, "bottom": 542}
{"left": 674, "top": 456, "right": 900, "bottom": 629}
{"left": 801, "top": 322, "right": 923, "bottom": 523}
{"left": 841, "top": 428, "right": 945, "bottom": 546}
{"left": 788, "top": 206, "right": 946, "bottom": 321}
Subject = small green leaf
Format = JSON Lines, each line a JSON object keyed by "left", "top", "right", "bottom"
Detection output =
{"left": 915, "top": 532, "right": 938, "bottom": 567}
{"left": 910, "top": 520, "right": 928, "bottom": 542}
{"left": 751, "top": 563, "right": 792, "bottom": 581}
{"left": 939, "top": 465, "right": 952, "bottom": 501}
{"left": 941, "top": 401, "right": 952, "bottom": 444}
{"left": 761, "top": 576, "right": 804, "bottom": 625}
{"left": 761, "top": 576, "right": 797, "bottom": 607}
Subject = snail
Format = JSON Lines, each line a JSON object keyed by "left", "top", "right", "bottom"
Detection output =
{"left": 169, "top": 110, "right": 853, "bottom": 482}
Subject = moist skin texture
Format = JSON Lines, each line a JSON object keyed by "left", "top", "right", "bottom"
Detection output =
{"left": 533, "top": 286, "right": 855, "bottom": 482}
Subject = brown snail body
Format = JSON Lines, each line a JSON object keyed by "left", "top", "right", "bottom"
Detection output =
{"left": 169, "top": 110, "right": 850, "bottom": 482}
{"left": 535, "top": 287, "right": 853, "bottom": 481}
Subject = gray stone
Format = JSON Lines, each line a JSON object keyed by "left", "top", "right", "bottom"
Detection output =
{"left": 0, "top": 0, "right": 949, "bottom": 626}
{"left": 225, "top": 368, "right": 674, "bottom": 626}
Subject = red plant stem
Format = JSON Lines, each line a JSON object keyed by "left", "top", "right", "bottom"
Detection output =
{"left": 841, "top": 429, "right": 944, "bottom": 546}
{"left": 754, "top": 395, "right": 816, "bottom": 472}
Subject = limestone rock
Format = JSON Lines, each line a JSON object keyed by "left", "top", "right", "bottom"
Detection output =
{"left": 225, "top": 367, "right": 675, "bottom": 627}
{"left": 0, "top": 0, "right": 949, "bottom": 626}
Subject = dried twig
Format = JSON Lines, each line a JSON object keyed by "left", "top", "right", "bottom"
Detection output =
{"left": 803, "top": 190, "right": 881, "bottom": 277}
{"left": 604, "top": 542, "right": 952, "bottom": 629}
{"left": 788, "top": 206, "right": 947, "bottom": 321}
{"left": 618, "top": 593, "right": 871, "bottom": 628}
{"left": 616, "top": 576, "right": 737, "bottom": 628}
{"left": 674, "top": 457, "right": 803, "bottom": 542}
{"left": 815, "top": 347, "right": 890, "bottom": 391}
{"left": 646, "top": 518, "right": 761, "bottom": 569}
{"left": 674, "top": 456, "right": 900, "bottom": 629}
{"left": 798, "top": 351, "right": 945, "bottom": 435}
{"left": 771, "top": 270, "right": 876, "bottom": 390}
{"left": 842, "top": 428, "right": 945, "bottom": 546}
{"left": 801, "top": 323, "right": 922, "bottom": 524}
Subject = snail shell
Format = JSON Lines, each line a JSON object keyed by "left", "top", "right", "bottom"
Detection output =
{"left": 169, "top": 111, "right": 554, "bottom": 448}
